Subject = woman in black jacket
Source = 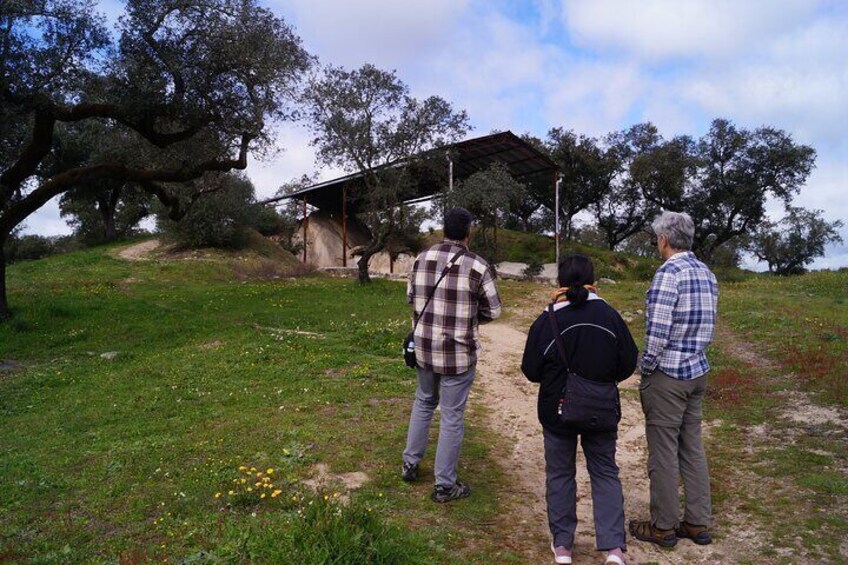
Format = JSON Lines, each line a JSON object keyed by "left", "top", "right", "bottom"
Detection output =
{"left": 521, "top": 256, "right": 638, "bottom": 565}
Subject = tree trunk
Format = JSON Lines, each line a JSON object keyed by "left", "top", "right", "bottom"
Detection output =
{"left": 357, "top": 249, "right": 375, "bottom": 283}
{"left": 99, "top": 185, "right": 122, "bottom": 242}
{"left": 101, "top": 205, "right": 117, "bottom": 241}
{"left": 0, "top": 241, "right": 9, "bottom": 321}
{"left": 562, "top": 211, "right": 575, "bottom": 241}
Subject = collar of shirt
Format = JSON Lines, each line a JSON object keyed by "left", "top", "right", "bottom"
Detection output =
{"left": 550, "top": 292, "right": 605, "bottom": 311}
{"left": 443, "top": 239, "right": 468, "bottom": 248}
{"left": 664, "top": 250, "right": 694, "bottom": 265}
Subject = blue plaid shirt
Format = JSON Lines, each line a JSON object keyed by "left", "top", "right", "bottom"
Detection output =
{"left": 641, "top": 251, "right": 718, "bottom": 380}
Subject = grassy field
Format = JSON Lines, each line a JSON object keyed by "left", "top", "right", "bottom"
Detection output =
{"left": 2, "top": 241, "right": 846, "bottom": 562}
{"left": 0, "top": 245, "right": 513, "bottom": 563}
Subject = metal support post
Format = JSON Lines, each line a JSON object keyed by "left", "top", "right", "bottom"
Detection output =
{"left": 302, "top": 196, "right": 308, "bottom": 264}
{"left": 555, "top": 172, "right": 562, "bottom": 268}
{"left": 342, "top": 186, "right": 347, "bottom": 267}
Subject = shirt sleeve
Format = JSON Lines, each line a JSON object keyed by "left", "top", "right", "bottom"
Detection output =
{"left": 477, "top": 266, "right": 502, "bottom": 323}
{"left": 406, "top": 259, "right": 417, "bottom": 305}
{"left": 613, "top": 312, "right": 639, "bottom": 381}
{"left": 641, "top": 268, "right": 678, "bottom": 374}
{"left": 520, "top": 317, "right": 544, "bottom": 382}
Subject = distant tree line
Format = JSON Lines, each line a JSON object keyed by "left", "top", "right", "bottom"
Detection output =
{"left": 1, "top": 0, "right": 840, "bottom": 320}
{"left": 469, "top": 120, "right": 841, "bottom": 275}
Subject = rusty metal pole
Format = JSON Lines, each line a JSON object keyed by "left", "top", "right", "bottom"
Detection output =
{"left": 342, "top": 186, "right": 347, "bottom": 267}
{"left": 302, "top": 196, "right": 308, "bottom": 264}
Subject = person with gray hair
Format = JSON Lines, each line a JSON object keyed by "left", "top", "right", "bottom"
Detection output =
{"left": 629, "top": 211, "right": 719, "bottom": 549}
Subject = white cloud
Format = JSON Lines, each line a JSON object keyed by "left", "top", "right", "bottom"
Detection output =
{"left": 245, "top": 122, "right": 328, "bottom": 201}
{"left": 561, "top": 0, "right": 823, "bottom": 62}
{"left": 268, "top": 0, "right": 471, "bottom": 69}
{"left": 544, "top": 61, "right": 646, "bottom": 137}
{"left": 19, "top": 197, "right": 72, "bottom": 237}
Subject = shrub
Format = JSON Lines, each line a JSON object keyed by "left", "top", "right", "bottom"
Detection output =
{"left": 157, "top": 173, "right": 258, "bottom": 249}
{"left": 4, "top": 233, "right": 79, "bottom": 264}
{"left": 252, "top": 205, "right": 285, "bottom": 236}
{"left": 523, "top": 255, "right": 544, "bottom": 279}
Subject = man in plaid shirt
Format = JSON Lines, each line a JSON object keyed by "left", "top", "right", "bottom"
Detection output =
{"left": 401, "top": 207, "right": 501, "bottom": 503}
{"left": 630, "top": 211, "right": 719, "bottom": 549}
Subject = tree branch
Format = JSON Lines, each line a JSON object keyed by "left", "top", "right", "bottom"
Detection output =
{"left": 0, "top": 135, "right": 252, "bottom": 234}
{"left": 0, "top": 109, "right": 56, "bottom": 201}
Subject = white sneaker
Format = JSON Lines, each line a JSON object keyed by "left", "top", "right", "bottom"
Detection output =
{"left": 550, "top": 542, "right": 572, "bottom": 564}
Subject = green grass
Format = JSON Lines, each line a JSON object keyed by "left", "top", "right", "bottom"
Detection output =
{"left": 3, "top": 240, "right": 846, "bottom": 562}
{"left": 718, "top": 270, "right": 848, "bottom": 406}
{"left": 0, "top": 243, "right": 508, "bottom": 563}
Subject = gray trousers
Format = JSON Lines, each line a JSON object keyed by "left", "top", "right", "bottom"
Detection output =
{"left": 639, "top": 370, "right": 712, "bottom": 530}
{"left": 402, "top": 366, "right": 475, "bottom": 487}
{"left": 543, "top": 428, "right": 626, "bottom": 551}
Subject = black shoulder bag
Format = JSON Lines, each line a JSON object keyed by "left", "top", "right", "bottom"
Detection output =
{"left": 403, "top": 250, "right": 466, "bottom": 368}
{"left": 546, "top": 304, "right": 621, "bottom": 432}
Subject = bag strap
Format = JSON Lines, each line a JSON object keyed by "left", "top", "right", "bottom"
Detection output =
{"left": 412, "top": 249, "right": 467, "bottom": 331}
{"left": 546, "top": 303, "right": 572, "bottom": 372}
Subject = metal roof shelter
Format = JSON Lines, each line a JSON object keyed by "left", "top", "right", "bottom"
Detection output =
{"left": 264, "top": 130, "right": 562, "bottom": 267}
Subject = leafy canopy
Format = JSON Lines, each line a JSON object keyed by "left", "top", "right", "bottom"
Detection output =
{"left": 0, "top": 0, "right": 311, "bottom": 318}
{"left": 302, "top": 63, "right": 469, "bottom": 282}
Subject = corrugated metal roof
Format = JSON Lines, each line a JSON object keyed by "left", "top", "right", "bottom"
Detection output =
{"left": 263, "top": 131, "right": 558, "bottom": 211}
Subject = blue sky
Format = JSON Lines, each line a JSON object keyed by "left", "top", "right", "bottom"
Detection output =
{"left": 24, "top": 0, "right": 848, "bottom": 268}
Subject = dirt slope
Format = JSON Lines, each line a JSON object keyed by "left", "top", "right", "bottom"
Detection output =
{"left": 476, "top": 318, "right": 760, "bottom": 564}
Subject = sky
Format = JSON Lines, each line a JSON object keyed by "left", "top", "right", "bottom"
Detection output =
{"left": 23, "top": 0, "right": 848, "bottom": 269}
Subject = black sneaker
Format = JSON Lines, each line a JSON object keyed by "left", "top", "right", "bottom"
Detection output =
{"left": 401, "top": 462, "right": 419, "bottom": 482}
{"left": 431, "top": 481, "right": 471, "bottom": 503}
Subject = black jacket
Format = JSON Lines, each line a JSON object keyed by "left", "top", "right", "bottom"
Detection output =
{"left": 521, "top": 297, "right": 638, "bottom": 432}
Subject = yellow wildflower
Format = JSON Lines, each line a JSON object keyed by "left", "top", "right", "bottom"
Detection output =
{"left": 271, "top": 489, "right": 282, "bottom": 498}
{"left": 214, "top": 492, "right": 222, "bottom": 499}
{"left": 267, "top": 468, "right": 274, "bottom": 474}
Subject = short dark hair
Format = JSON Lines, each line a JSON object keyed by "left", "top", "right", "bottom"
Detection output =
{"left": 444, "top": 207, "right": 474, "bottom": 240}
{"left": 557, "top": 255, "right": 595, "bottom": 306}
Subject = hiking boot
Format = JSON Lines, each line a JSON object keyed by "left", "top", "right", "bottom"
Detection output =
{"left": 629, "top": 520, "right": 678, "bottom": 548}
{"left": 401, "top": 462, "right": 419, "bottom": 482}
{"left": 431, "top": 481, "right": 471, "bottom": 503}
{"left": 675, "top": 521, "right": 712, "bottom": 545}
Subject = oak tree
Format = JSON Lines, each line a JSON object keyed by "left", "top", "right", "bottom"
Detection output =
{"left": 303, "top": 64, "right": 469, "bottom": 283}
{"left": 0, "top": 0, "right": 311, "bottom": 318}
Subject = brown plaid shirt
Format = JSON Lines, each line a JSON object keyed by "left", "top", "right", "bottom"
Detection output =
{"left": 406, "top": 240, "right": 502, "bottom": 375}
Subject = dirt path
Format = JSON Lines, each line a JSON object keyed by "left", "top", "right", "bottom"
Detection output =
{"left": 476, "top": 318, "right": 757, "bottom": 564}
{"left": 118, "top": 239, "right": 161, "bottom": 260}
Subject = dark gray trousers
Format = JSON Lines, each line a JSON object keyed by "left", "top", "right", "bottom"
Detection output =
{"left": 639, "top": 370, "right": 711, "bottom": 530}
{"left": 543, "top": 428, "right": 626, "bottom": 551}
